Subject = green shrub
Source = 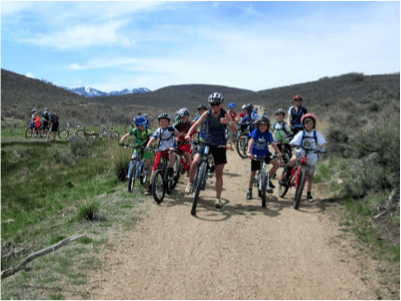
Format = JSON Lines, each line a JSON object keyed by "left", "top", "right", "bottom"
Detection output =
{"left": 77, "top": 201, "right": 100, "bottom": 221}
{"left": 69, "top": 139, "right": 97, "bottom": 158}
{"left": 47, "top": 146, "right": 74, "bottom": 165}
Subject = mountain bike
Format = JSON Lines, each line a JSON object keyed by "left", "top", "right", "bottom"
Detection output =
{"left": 149, "top": 148, "right": 180, "bottom": 204}
{"left": 39, "top": 123, "right": 69, "bottom": 140}
{"left": 75, "top": 127, "right": 102, "bottom": 140}
{"left": 170, "top": 148, "right": 186, "bottom": 190}
{"left": 252, "top": 154, "right": 275, "bottom": 208}
{"left": 274, "top": 134, "right": 293, "bottom": 167}
{"left": 123, "top": 144, "right": 149, "bottom": 193}
{"left": 101, "top": 126, "right": 120, "bottom": 140}
{"left": 25, "top": 125, "right": 41, "bottom": 138}
{"left": 235, "top": 124, "right": 251, "bottom": 159}
{"left": 191, "top": 141, "right": 224, "bottom": 216}
{"left": 278, "top": 146, "right": 325, "bottom": 209}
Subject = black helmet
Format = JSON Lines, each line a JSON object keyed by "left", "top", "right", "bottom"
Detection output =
{"left": 208, "top": 92, "right": 224, "bottom": 103}
{"left": 197, "top": 104, "right": 207, "bottom": 111}
{"left": 255, "top": 115, "right": 270, "bottom": 127}
{"left": 275, "top": 108, "right": 286, "bottom": 116}
{"left": 157, "top": 113, "right": 171, "bottom": 121}
{"left": 178, "top": 108, "right": 190, "bottom": 117}
{"left": 243, "top": 103, "right": 254, "bottom": 112}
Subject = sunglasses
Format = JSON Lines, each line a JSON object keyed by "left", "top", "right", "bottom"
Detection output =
{"left": 294, "top": 99, "right": 302, "bottom": 102}
{"left": 210, "top": 102, "right": 221, "bottom": 107}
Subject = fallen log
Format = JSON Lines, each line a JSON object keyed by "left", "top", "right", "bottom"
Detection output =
{"left": 1, "top": 234, "right": 86, "bottom": 279}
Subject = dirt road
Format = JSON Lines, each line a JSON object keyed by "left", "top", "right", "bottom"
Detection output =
{"left": 85, "top": 150, "right": 377, "bottom": 299}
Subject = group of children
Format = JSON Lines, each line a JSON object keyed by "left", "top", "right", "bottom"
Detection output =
{"left": 119, "top": 94, "right": 327, "bottom": 205}
{"left": 29, "top": 107, "right": 60, "bottom": 141}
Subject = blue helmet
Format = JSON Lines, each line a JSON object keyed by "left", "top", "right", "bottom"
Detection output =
{"left": 228, "top": 103, "right": 236, "bottom": 109}
{"left": 134, "top": 115, "right": 147, "bottom": 126}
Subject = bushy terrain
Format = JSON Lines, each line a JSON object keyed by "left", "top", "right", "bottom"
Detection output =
{"left": 1, "top": 68, "right": 399, "bottom": 299}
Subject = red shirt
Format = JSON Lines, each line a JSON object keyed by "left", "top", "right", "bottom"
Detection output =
{"left": 239, "top": 112, "right": 247, "bottom": 118}
{"left": 229, "top": 111, "right": 237, "bottom": 121}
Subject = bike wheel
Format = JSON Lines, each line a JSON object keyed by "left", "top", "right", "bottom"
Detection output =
{"left": 139, "top": 165, "right": 148, "bottom": 185}
{"left": 278, "top": 168, "right": 290, "bottom": 198}
{"left": 25, "top": 127, "right": 33, "bottom": 139}
{"left": 260, "top": 172, "right": 267, "bottom": 208}
{"left": 294, "top": 169, "right": 306, "bottom": 209}
{"left": 236, "top": 136, "right": 248, "bottom": 159}
{"left": 58, "top": 128, "right": 69, "bottom": 139}
{"left": 128, "top": 162, "right": 137, "bottom": 193}
{"left": 152, "top": 169, "right": 165, "bottom": 203}
{"left": 191, "top": 161, "right": 207, "bottom": 216}
{"left": 170, "top": 158, "right": 181, "bottom": 190}
{"left": 75, "top": 129, "right": 85, "bottom": 139}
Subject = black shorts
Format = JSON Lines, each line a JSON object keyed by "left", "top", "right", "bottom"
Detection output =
{"left": 49, "top": 122, "right": 59, "bottom": 133}
{"left": 250, "top": 156, "right": 273, "bottom": 172}
{"left": 198, "top": 145, "right": 227, "bottom": 166}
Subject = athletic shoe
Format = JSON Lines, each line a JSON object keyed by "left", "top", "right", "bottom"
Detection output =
{"left": 185, "top": 183, "right": 194, "bottom": 194}
{"left": 215, "top": 198, "right": 223, "bottom": 209}
{"left": 246, "top": 191, "right": 252, "bottom": 200}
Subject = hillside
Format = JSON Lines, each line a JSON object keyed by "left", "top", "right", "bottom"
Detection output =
{"left": 1, "top": 68, "right": 399, "bottom": 129}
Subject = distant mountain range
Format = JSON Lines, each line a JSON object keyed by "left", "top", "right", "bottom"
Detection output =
{"left": 60, "top": 86, "right": 151, "bottom": 97}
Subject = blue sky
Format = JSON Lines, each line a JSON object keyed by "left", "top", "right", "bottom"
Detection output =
{"left": 1, "top": 1, "right": 400, "bottom": 92}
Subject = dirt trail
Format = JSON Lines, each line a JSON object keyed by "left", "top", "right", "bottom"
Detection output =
{"left": 84, "top": 150, "right": 376, "bottom": 299}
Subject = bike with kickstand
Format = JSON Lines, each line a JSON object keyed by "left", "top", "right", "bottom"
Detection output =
{"left": 278, "top": 145, "right": 326, "bottom": 209}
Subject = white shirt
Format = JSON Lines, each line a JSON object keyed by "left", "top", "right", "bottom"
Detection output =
{"left": 290, "top": 130, "right": 326, "bottom": 163}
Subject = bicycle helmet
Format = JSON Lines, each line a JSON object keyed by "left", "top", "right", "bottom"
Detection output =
{"left": 44, "top": 107, "right": 49, "bottom": 111}
{"left": 134, "top": 115, "right": 147, "bottom": 126}
{"left": 228, "top": 103, "right": 236, "bottom": 109}
{"left": 293, "top": 95, "right": 302, "bottom": 101}
{"left": 208, "top": 92, "right": 224, "bottom": 103}
{"left": 301, "top": 113, "right": 316, "bottom": 129}
{"left": 32, "top": 109, "right": 36, "bottom": 113}
{"left": 137, "top": 111, "right": 142, "bottom": 115}
{"left": 157, "top": 113, "right": 171, "bottom": 121}
{"left": 275, "top": 108, "right": 286, "bottom": 116}
{"left": 255, "top": 115, "right": 270, "bottom": 127}
{"left": 243, "top": 103, "right": 254, "bottom": 113}
{"left": 43, "top": 111, "right": 49, "bottom": 117}
{"left": 197, "top": 104, "right": 207, "bottom": 111}
{"left": 178, "top": 108, "right": 190, "bottom": 118}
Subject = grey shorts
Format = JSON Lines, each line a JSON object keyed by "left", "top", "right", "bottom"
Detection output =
{"left": 295, "top": 152, "right": 316, "bottom": 176}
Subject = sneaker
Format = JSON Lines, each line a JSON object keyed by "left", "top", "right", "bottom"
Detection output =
{"left": 215, "top": 198, "right": 222, "bottom": 209}
{"left": 246, "top": 191, "right": 252, "bottom": 200}
{"left": 209, "top": 165, "right": 215, "bottom": 173}
{"left": 144, "top": 188, "right": 152, "bottom": 195}
{"left": 269, "top": 180, "right": 275, "bottom": 189}
{"left": 307, "top": 192, "right": 313, "bottom": 201}
{"left": 185, "top": 183, "right": 194, "bottom": 194}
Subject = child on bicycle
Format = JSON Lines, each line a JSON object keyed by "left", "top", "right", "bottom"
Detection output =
{"left": 174, "top": 108, "right": 196, "bottom": 175}
{"left": 146, "top": 113, "right": 179, "bottom": 194}
{"left": 119, "top": 115, "right": 153, "bottom": 193}
{"left": 272, "top": 108, "right": 294, "bottom": 162}
{"left": 246, "top": 116, "right": 281, "bottom": 200}
{"left": 30, "top": 109, "right": 41, "bottom": 137}
{"left": 240, "top": 103, "right": 257, "bottom": 135}
{"left": 279, "top": 113, "right": 326, "bottom": 201}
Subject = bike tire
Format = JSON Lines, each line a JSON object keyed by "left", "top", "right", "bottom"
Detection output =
{"left": 191, "top": 161, "right": 207, "bottom": 216}
{"left": 260, "top": 172, "right": 267, "bottom": 208}
{"left": 128, "top": 162, "right": 137, "bottom": 193}
{"left": 75, "top": 129, "right": 85, "bottom": 139}
{"left": 152, "top": 169, "right": 165, "bottom": 203}
{"left": 236, "top": 136, "right": 248, "bottom": 159}
{"left": 58, "top": 128, "right": 69, "bottom": 139}
{"left": 294, "top": 169, "right": 306, "bottom": 209}
{"left": 25, "top": 127, "right": 33, "bottom": 139}
{"left": 170, "top": 159, "right": 181, "bottom": 190}
{"left": 139, "top": 166, "right": 148, "bottom": 185}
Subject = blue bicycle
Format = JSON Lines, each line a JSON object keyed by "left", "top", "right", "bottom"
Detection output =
{"left": 123, "top": 144, "right": 149, "bottom": 193}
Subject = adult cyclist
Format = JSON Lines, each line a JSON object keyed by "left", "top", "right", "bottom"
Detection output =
{"left": 184, "top": 93, "right": 238, "bottom": 209}
{"left": 287, "top": 94, "right": 308, "bottom": 136}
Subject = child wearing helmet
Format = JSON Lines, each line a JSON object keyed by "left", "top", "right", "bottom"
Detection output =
{"left": 272, "top": 108, "right": 294, "bottom": 162}
{"left": 280, "top": 113, "right": 327, "bottom": 201}
{"left": 246, "top": 116, "right": 281, "bottom": 200}
{"left": 119, "top": 115, "right": 153, "bottom": 190}
{"left": 240, "top": 104, "right": 257, "bottom": 135}
{"left": 174, "top": 108, "right": 196, "bottom": 174}
{"left": 145, "top": 113, "right": 180, "bottom": 195}
{"left": 194, "top": 104, "right": 208, "bottom": 143}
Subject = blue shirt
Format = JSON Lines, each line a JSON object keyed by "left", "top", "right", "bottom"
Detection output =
{"left": 194, "top": 114, "right": 206, "bottom": 139}
{"left": 250, "top": 129, "right": 274, "bottom": 156}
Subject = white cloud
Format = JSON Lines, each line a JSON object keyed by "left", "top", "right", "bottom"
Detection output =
{"left": 25, "top": 72, "right": 34, "bottom": 79}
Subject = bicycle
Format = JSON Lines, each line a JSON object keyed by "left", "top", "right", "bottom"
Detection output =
{"left": 40, "top": 123, "right": 70, "bottom": 140}
{"left": 251, "top": 154, "right": 275, "bottom": 208}
{"left": 75, "top": 127, "right": 102, "bottom": 140}
{"left": 191, "top": 141, "right": 224, "bottom": 216}
{"left": 101, "top": 126, "right": 120, "bottom": 140}
{"left": 149, "top": 148, "right": 180, "bottom": 204}
{"left": 123, "top": 144, "right": 149, "bottom": 193}
{"left": 25, "top": 125, "right": 41, "bottom": 138}
{"left": 235, "top": 124, "right": 251, "bottom": 159}
{"left": 278, "top": 146, "right": 325, "bottom": 209}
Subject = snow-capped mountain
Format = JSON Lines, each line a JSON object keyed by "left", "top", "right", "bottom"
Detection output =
{"left": 61, "top": 86, "right": 151, "bottom": 97}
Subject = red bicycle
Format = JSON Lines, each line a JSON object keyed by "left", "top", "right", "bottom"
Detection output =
{"left": 278, "top": 146, "right": 325, "bottom": 209}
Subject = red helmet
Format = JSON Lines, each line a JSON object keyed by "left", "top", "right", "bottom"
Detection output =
{"left": 301, "top": 113, "right": 316, "bottom": 128}
{"left": 293, "top": 95, "right": 302, "bottom": 101}
{"left": 137, "top": 111, "right": 142, "bottom": 115}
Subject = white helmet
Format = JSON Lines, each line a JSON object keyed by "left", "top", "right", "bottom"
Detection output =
{"left": 208, "top": 92, "right": 224, "bottom": 103}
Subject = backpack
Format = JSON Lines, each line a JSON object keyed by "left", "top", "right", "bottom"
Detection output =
{"left": 300, "top": 130, "right": 318, "bottom": 147}
{"left": 133, "top": 128, "right": 151, "bottom": 145}
{"left": 158, "top": 126, "right": 175, "bottom": 148}
{"left": 273, "top": 121, "right": 290, "bottom": 135}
